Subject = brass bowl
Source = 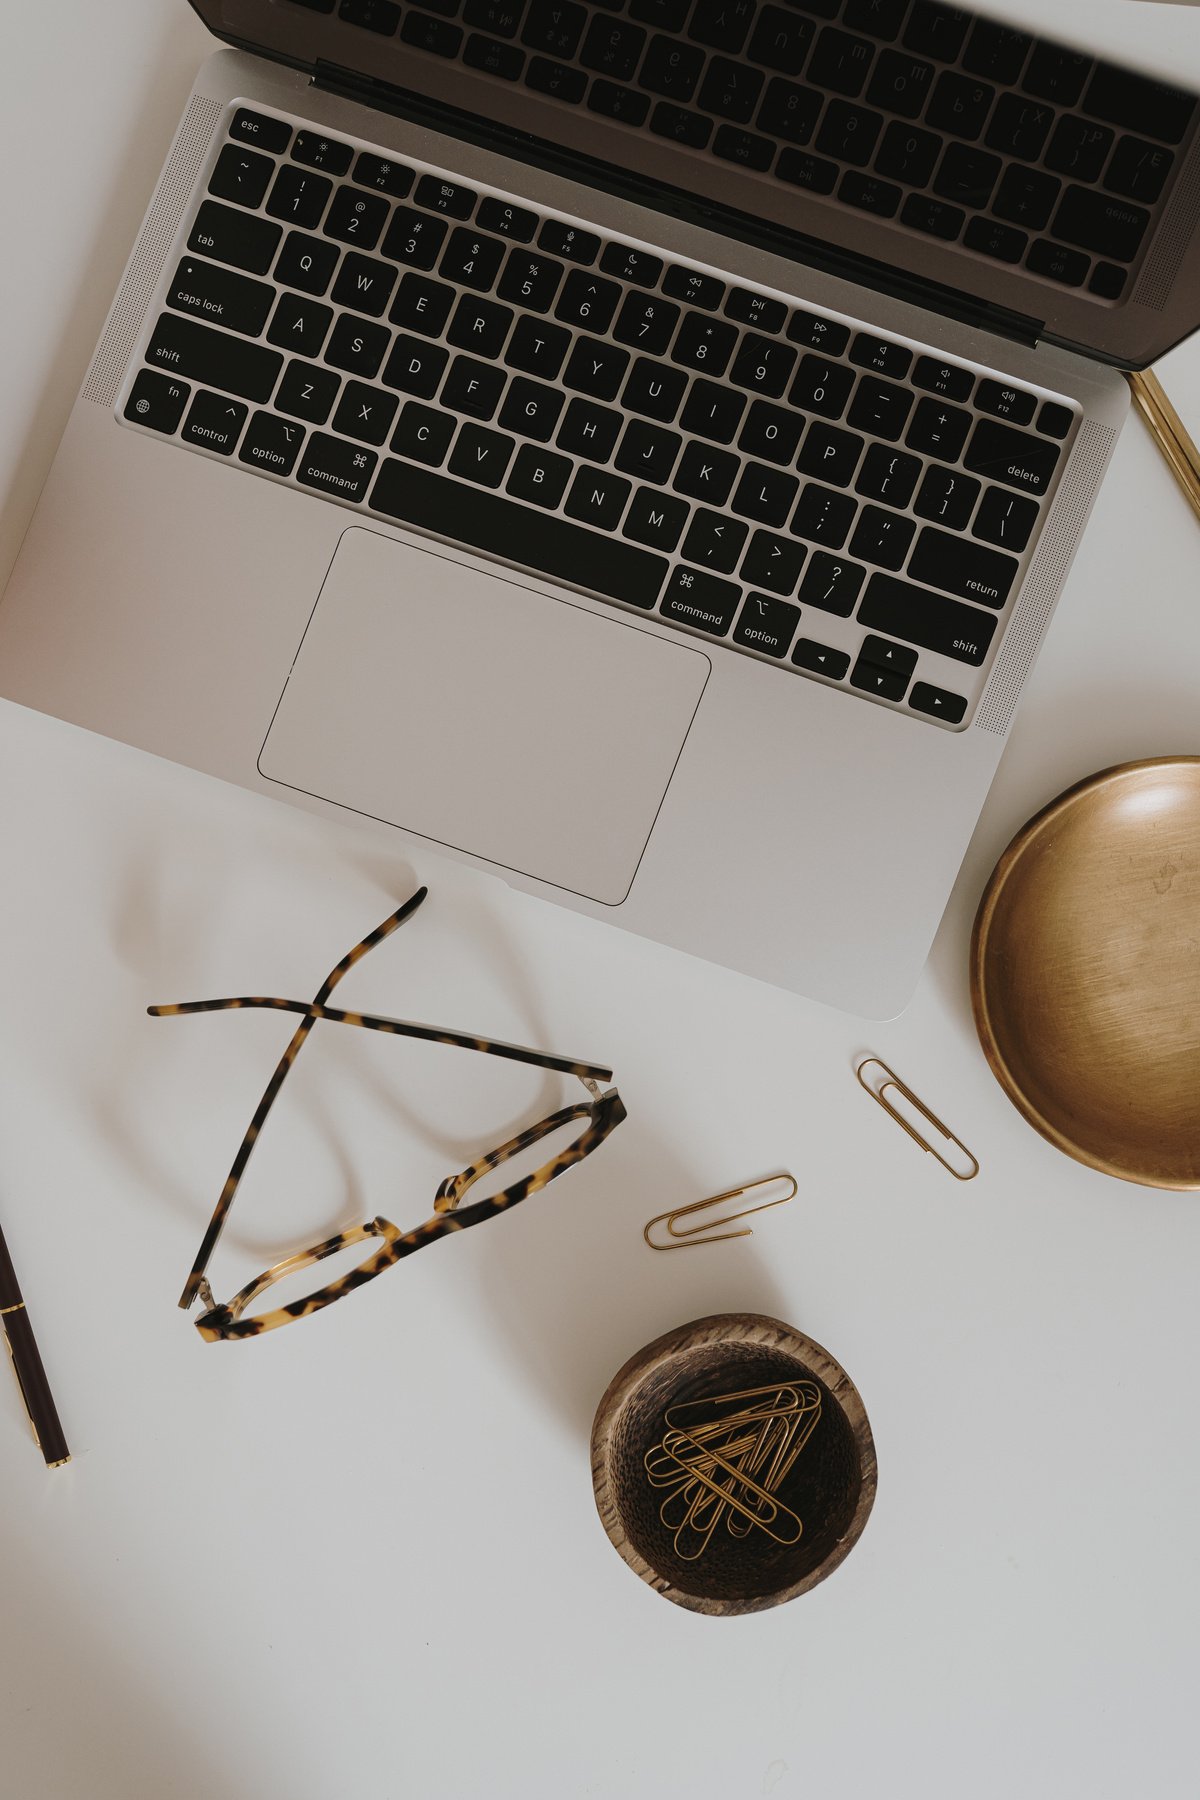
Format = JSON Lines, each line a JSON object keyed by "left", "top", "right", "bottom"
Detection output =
{"left": 591, "top": 1314, "right": 876, "bottom": 1616}
{"left": 971, "top": 758, "right": 1200, "bottom": 1189}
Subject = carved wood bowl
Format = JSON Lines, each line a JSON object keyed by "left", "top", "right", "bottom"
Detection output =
{"left": 591, "top": 1314, "right": 876, "bottom": 1616}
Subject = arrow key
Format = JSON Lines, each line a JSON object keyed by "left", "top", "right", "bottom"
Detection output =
{"left": 791, "top": 637, "right": 850, "bottom": 681}
{"left": 851, "top": 634, "right": 916, "bottom": 699}
{"left": 909, "top": 680, "right": 967, "bottom": 724}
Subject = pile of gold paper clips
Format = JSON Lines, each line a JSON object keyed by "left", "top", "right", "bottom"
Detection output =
{"left": 643, "top": 1381, "right": 822, "bottom": 1562}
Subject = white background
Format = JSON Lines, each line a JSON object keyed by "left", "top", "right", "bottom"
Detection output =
{"left": 2, "top": 4, "right": 1199, "bottom": 1797}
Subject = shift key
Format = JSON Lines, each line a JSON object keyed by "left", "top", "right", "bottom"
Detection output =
{"left": 858, "top": 572, "right": 998, "bottom": 666}
{"left": 145, "top": 313, "right": 282, "bottom": 403}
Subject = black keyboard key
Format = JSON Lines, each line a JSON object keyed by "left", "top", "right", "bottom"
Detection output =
{"left": 855, "top": 443, "right": 921, "bottom": 507}
{"left": 713, "top": 127, "right": 776, "bottom": 171}
{"left": 840, "top": 172, "right": 902, "bottom": 218}
{"left": 964, "top": 416, "right": 1060, "bottom": 495}
{"left": 293, "top": 428, "right": 375, "bottom": 496}
{"left": 266, "top": 165, "right": 332, "bottom": 229}
{"left": 797, "top": 552, "right": 865, "bottom": 616}
{"left": 1044, "top": 115, "right": 1113, "bottom": 183}
{"left": 447, "top": 295, "right": 514, "bottom": 358}
{"left": 1104, "top": 136, "right": 1173, "bottom": 207}
{"left": 733, "top": 592, "right": 800, "bottom": 657}
{"left": 391, "top": 400, "right": 456, "bottom": 465}
{"left": 449, "top": 422, "right": 515, "bottom": 487}
{"left": 849, "top": 505, "right": 914, "bottom": 571}
{"left": 323, "top": 185, "right": 389, "bottom": 250}
{"left": 230, "top": 109, "right": 291, "bottom": 154}
{"left": 292, "top": 132, "right": 353, "bottom": 175}
{"left": 1026, "top": 238, "right": 1089, "bottom": 287}
{"left": 816, "top": 100, "right": 882, "bottom": 169}
{"left": 681, "top": 510, "right": 749, "bottom": 573}
{"left": 144, "top": 314, "right": 282, "bottom": 402}
{"left": 700, "top": 57, "right": 764, "bottom": 123}
{"left": 564, "top": 463, "right": 631, "bottom": 528}
{"left": 908, "top": 524, "right": 1017, "bottom": 607}
{"left": 1081, "top": 63, "right": 1195, "bottom": 147}
{"left": 631, "top": 0, "right": 690, "bottom": 29}
{"left": 615, "top": 418, "right": 682, "bottom": 483}
{"left": 775, "top": 152, "right": 841, "bottom": 202}
{"left": 792, "top": 637, "right": 850, "bottom": 680}
{"left": 267, "top": 291, "right": 334, "bottom": 355}
{"left": 499, "top": 376, "right": 565, "bottom": 442}
{"left": 189, "top": 200, "right": 281, "bottom": 276}
{"left": 847, "top": 376, "right": 912, "bottom": 441}
{"left": 537, "top": 219, "right": 600, "bottom": 264}
{"left": 672, "top": 312, "right": 738, "bottom": 377}
{"left": 991, "top": 164, "right": 1060, "bottom": 232}
{"left": 903, "top": 2, "right": 969, "bottom": 63}
{"left": 557, "top": 397, "right": 622, "bottom": 460}
{"left": 373, "top": 459, "right": 668, "bottom": 604}
{"left": 740, "top": 530, "right": 807, "bottom": 594}
{"left": 401, "top": 10, "right": 464, "bottom": 53}
{"left": 973, "top": 485, "right": 1038, "bottom": 553}
{"left": 274, "top": 229, "right": 339, "bottom": 294}
{"left": 650, "top": 103, "right": 712, "bottom": 147}
{"left": 755, "top": 78, "right": 822, "bottom": 145}
{"left": 867, "top": 51, "right": 933, "bottom": 121}
{"left": 904, "top": 395, "right": 970, "bottom": 461}
{"left": 987, "top": 95, "right": 1054, "bottom": 163}
{"left": 913, "top": 463, "right": 979, "bottom": 529}
{"left": 340, "top": 0, "right": 401, "bottom": 30}
{"left": 556, "top": 270, "right": 621, "bottom": 333}
{"left": 208, "top": 144, "right": 275, "bottom": 209}
{"left": 963, "top": 217, "right": 1028, "bottom": 266}
{"left": 277, "top": 359, "right": 341, "bottom": 423}
{"left": 910, "top": 681, "right": 966, "bottom": 724}
{"left": 674, "top": 440, "right": 739, "bottom": 505}
{"left": 167, "top": 256, "right": 274, "bottom": 337}
{"left": 525, "top": 55, "right": 586, "bottom": 100}
{"left": 786, "top": 310, "right": 850, "bottom": 356}
{"left": 624, "top": 487, "right": 689, "bottom": 550}
{"left": 933, "top": 143, "right": 1001, "bottom": 209}
{"left": 435, "top": 228, "right": 506, "bottom": 294}
{"left": 975, "top": 380, "right": 1035, "bottom": 426}
{"left": 663, "top": 266, "right": 725, "bottom": 310}
{"left": 849, "top": 334, "right": 911, "bottom": 381}
{"left": 660, "top": 567, "right": 741, "bottom": 636}
{"left": 690, "top": 0, "right": 755, "bottom": 52}
{"left": 623, "top": 356, "right": 689, "bottom": 421}
{"left": 581, "top": 13, "right": 647, "bottom": 80}
{"left": 724, "top": 290, "right": 784, "bottom": 334}
{"left": 464, "top": 0, "right": 525, "bottom": 34}
{"left": 797, "top": 421, "right": 864, "bottom": 486}
{"left": 738, "top": 399, "right": 802, "bottom": 464}
{"left": 415, "top": 175, "right": 477, "bottom": 218}
{"left": 859, "top": 571, "right": 996, "bottom": 664}
{"left": 730, "top": 334, "right": 797, "bottom": 398}
{"left": 1022, "top": 42, "right": 1090, "bottom": 108}
{"left": 1051, "top": 185, "right": 1150, "bottom": 263}
{"left": 926, "top": 71, "right": 995, "bottom": 142}
{"left": 124, "top": 367, "right": 191, "bottom": 433}
{"left": 613, "top": 292, "right": 680, "bottom": 356}
{"left": 791, "top": 482, "right": 856, "bottom": 548}
{"left": 640, "top": 34, "right": 705, "bottom": 101}
{"left": 912, "top": 356, "right": 973, "bottom": 403}
{"left": 563, "top": 336, "right": 630, "bottom": 401}
{"left": 324, "top": 314, "right": 390, "bottom": 378}
{"left": 390, "top": 273, "right": 456, "bottom": 335}
{"left": 521, "top": 0, "right": 585, "bottom": 56}
{"left": 900, "top": 194, "right": 964, "bottom": 241}
{"left": 858, "top": 636, "right": 917, "bottom": 678}
{"left": 497, "top": 249, "right": 564, "bottom": 312}
{"left": 1037, "top": 401, "right": 1073, "bottom": 440}
{"left": 353, "top": 152, "right": 415, "bottom": 197}
{"left": 747, "top": 6, "right": 814, "bottom": 76}
{"left": 332, "top": 252, "right": 398, "bottom": 317}
{"left": 850, "top": 644, "right": 912, "bottom": 702}
{"left": 476, "top": 199, "right": 537, "bottom": 243}
{"left": 240, "top": 410, "right": 306, "bottom": 476}
{"left": 505, "top": 443, "right": 573, "bottom": 507}
{"left": 1089, "top": 262, "right": 1127, "bottom": 299}
{"left": 732, "top": 462, "right": 798, "bottom": 527}
{"left": 442, "top": 356, "right": 507, "bottom": 418}
{"left": 681, "top": 379, "right": 746, "bottom": 444}
{"left": 962, "top": 20, "right": 1030, "bottom": 85}
{"left": 588, "top": 81, "right": 651, "bottom": 125}
{"left": 808, "top": 26, "right": 873, "bottom": 99}
{"left": 505, "top": 314, "right": 571, "bottom": 379}
{"left": 331, "top": 380, "right": 399, "bottom": 445}
{"left": 844, "top": 0, "right": 906, "bottom": 37}
{"left": 182, "top": 388, "right": 247, "bottom": 454}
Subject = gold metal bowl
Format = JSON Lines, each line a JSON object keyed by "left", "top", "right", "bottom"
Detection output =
{"left": 971, "top": 758, "right": 1200, "bottom": 1189}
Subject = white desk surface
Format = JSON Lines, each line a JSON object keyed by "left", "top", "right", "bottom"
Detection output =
{"left": 2, "top": 5, "right": 1199, "bottom": 1797}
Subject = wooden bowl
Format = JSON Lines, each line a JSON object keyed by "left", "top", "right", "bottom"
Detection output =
{"left": 591, "top": 1314, "right": 876, "bottom": 1616}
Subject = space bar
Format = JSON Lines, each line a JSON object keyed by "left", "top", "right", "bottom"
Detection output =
{"left": 370, "top": 460, "right": 668, "bottom": 610}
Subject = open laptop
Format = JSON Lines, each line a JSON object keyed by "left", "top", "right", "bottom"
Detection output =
{"left": 1, "top": 0, "right": 1196, "bottom": 1016}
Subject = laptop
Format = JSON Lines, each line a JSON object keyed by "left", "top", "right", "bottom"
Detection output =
{"left": 1, "top": 0, "right": 1196, "bottom": 1016}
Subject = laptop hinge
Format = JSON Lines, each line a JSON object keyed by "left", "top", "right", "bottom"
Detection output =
{"left": 311, "top": 60, "right": 1044, "bottom": 351}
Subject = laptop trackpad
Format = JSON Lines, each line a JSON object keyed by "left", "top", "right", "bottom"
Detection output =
{"left": 258, "top": 528, "right": 709, "bottom": 904}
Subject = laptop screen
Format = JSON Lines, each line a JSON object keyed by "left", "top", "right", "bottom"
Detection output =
{"left": 188, "top": 0, "right": 1200, "bottom": 369}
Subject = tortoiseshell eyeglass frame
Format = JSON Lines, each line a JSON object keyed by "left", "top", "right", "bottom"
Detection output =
{"left": 150, "top": 887, "right": 625, "bottom": 1342}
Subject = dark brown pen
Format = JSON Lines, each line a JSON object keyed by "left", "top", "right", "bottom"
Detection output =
{"left": 0, "top": 1219, "right": 70, "bottom": 1468}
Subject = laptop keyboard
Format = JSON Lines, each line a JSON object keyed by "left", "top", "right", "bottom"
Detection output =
{"left": 121, "top": 102, "right": 1080, "bottom": 730}
{"left": 286, "top": 0, "right": 1195, "bottom": 302}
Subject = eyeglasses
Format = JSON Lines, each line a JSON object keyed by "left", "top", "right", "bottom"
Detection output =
{"left": 150, "top": 886, "right": 625, "bottom": 1341}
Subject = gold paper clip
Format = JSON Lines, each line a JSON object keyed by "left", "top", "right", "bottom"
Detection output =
{"left": 643, "top": 1173, "right": 797, "bottom": 1251}
{"left": 855, "top": 1057, "right": 979, "bottom": 1181}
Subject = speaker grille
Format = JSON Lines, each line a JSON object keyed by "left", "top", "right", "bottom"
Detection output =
{"left": 1131, "top": 152, "right": 1200, "bottom": 313}
{"left": 974, "top": 417, "right": 1117, "bottom": 737}
{"left": 82, "top": 93, "right": 224, "bottom": 409}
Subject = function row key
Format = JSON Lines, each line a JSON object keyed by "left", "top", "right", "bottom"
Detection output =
{"left": 229, "top": 108, "right": 292, "bottom": 154}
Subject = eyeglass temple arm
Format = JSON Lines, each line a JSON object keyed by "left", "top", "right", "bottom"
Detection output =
{"left": 168, "top": 887, "right": 429, "bottom": 1311}
{"left": 148, "top": 996, "right": 612, "bottom": 1083}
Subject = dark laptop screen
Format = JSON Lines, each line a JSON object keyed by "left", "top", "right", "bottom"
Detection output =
{"left": 189, "top": 0, "right": 1200, "bottom": 368}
